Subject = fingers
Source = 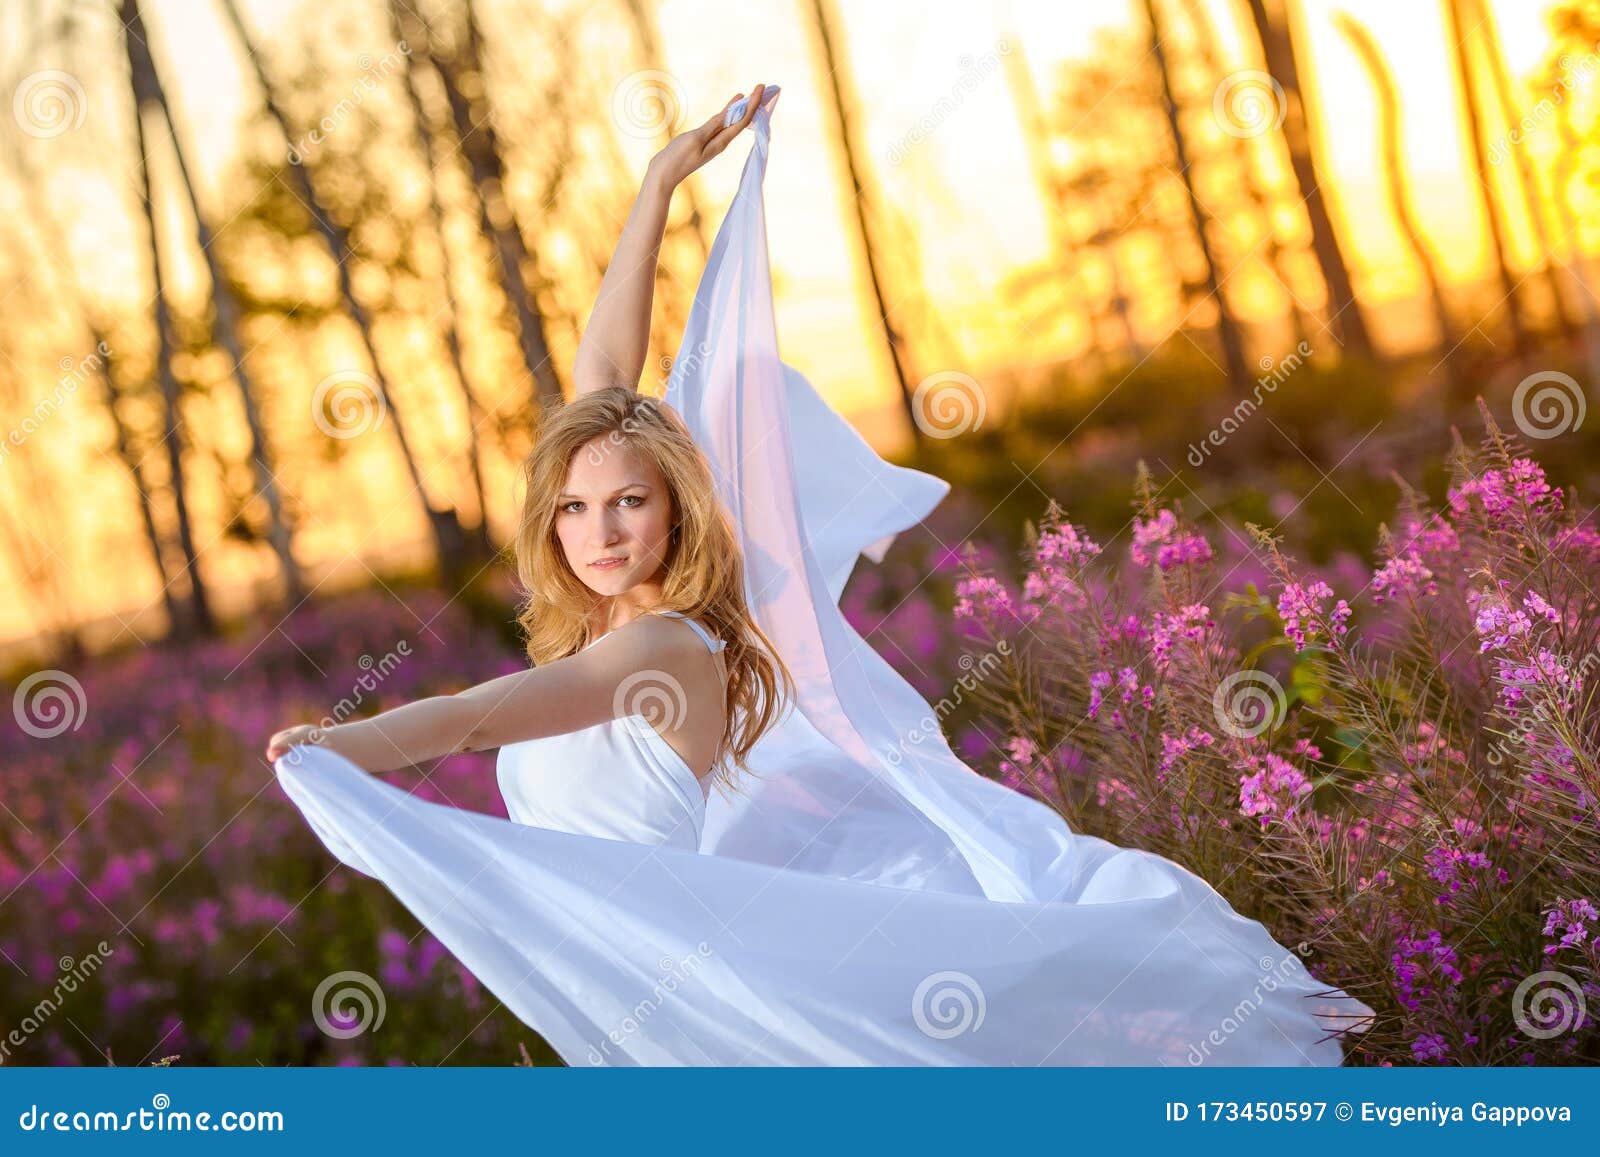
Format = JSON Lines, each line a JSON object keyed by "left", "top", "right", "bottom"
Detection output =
{"left": 703, "top": 83, "right": 765, "bottom": 155}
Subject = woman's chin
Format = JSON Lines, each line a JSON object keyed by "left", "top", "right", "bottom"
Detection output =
{"left": 582, "top": 568, "right": 635, "bottom": 595}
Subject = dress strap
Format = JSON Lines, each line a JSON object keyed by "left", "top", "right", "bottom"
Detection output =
{"left": 655, "top": 610, "right": 727, "bottom": 654}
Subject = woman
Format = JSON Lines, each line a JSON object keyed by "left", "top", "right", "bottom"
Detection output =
{"left": 270, "top": 85, "right": 1376, "bottom": 1065}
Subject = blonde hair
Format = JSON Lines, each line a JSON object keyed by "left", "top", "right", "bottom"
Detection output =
{"left": 513, "top": 385, "right": 796, "bottom": 796}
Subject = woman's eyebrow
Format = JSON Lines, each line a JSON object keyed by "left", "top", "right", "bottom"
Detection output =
{"left": 557, "top": 481, "right": 652, "bottom": 501}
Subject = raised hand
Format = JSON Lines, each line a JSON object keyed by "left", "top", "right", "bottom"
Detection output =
{"left": 649, "top": 83, "right": 770, "bottom": 191}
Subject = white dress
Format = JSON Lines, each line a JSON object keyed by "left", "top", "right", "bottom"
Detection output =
{"left": 494, "top": 610, "right": 718, "bottom": 853}
{"left": 275, "top": 88, "right": 1376, "bottom": 1065}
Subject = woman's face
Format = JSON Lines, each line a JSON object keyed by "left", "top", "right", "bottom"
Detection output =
{"left": 555, "top": 436, "right": 675, "bottom": 598}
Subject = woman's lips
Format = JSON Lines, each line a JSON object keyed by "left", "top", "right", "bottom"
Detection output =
{"left": 590, "top": 558, "right": 627, "bottom": 570}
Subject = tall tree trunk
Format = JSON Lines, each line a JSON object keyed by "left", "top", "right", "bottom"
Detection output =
{"left": 121, "top": 0, "right": 215, "bottom": 637}
{"left": 804, "top": 0, "right": 920, "bottom": 441}
{"left": 1335, "top": 13, "right": 1464, "bottom": 396}
{"left": 390, "top": 0, "right": 495, "bottom": 557}
{"left": 214, "top": 0, "right": 468, "bottom": 581}
{"left": 134, "top": 5, "right": 305, "bottom": 605}
{"left": 1244, "top": 0, "right": 1379, "bottom": 362}
{"left": 0, "top": 128, "right": 185, "bottom": 635}
{"left": 1143, "top": 0, "right": 1249, "bottom": 388}
{"left": 1469, "top": 0, "right": 1579, "bottom": 341}
{"left": 1440, "top": 0, "right": 1530, "bottom": 356}
{"left": 428, "top": 0, "right": 564, "bottom": 412}
{"left": 1177, "top": 0, "right": 1312, "bottom": 350}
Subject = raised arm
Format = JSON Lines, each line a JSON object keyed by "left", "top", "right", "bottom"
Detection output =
{"left": 572, "top": 84, "right": 770, "bottom": 397}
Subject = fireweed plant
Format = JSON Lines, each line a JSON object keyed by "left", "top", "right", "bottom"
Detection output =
{"left": 952, "top": 411, "right": 1599, "bottom": 1065}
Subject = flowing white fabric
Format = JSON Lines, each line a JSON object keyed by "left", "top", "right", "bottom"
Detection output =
{"left": 274, "top": 89, "right": 1376, "bottom": 1065}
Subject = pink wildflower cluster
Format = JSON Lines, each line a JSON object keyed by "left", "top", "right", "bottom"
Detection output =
{"left": 1159, "top": 726, "right": 1215, "bottom": 774}
{"left": 1541, "top": 898, "right": 1599, "bottom": 958}
{"left": 1130, "top": 509, "right": 1213, "bottom": 570}
{"left": 1391, "top": 928, "right": 1464, "bottom": 1011}
{"left": 1237, "top": 752, "right": 1313, "bottom": 827}
{"left": 1150, "top": 603, "right": 1213, "bottom": 671}
{"left": 1423, "top": 843, "right": 1509, "bottom": 906}
{"left": 1371, "top": 552, "right": 1436, "bottom": 603}
{"left": 953, "top": 574, "right": 1021, "bottom": 622}
{"left": 1088, "top": 666, "right": 1154, "bottom": 727}
{"left": 1022, "top": 520, "right": 1101, "bottom": 610}
{"left": 1276, "top": 580, "right": 1351, "bottom": 650}
{"left": 1448, "top": 458, "right": 1562, "bottom": 517}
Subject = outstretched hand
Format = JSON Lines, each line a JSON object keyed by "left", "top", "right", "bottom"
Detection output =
{"left": 266, "top": 723, "right": 327, "bottom": 762}
{"left": 650, "top": 83, "right": 770, "bottom": 190}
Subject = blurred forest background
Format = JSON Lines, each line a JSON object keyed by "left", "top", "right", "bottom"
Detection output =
{"left": 0, "top": 0, "right": 1596, "bottom": 659}
{"left": 2, "top": 0, "right": 1599, "bottom": 1065}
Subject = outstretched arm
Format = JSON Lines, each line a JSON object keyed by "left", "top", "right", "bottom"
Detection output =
{"left": 265, "top": 616, "right": 701, "bottom": 773}
{"left": 572, "top": 84, "right": 770, "bottom": 397}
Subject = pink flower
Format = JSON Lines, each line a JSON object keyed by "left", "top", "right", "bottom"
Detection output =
{"left": 1276, "top": 581, "right": 1351, "bottom": 650}
{"left": 1150, "top": 604, "right": 1213, "bottom": 671}
{"left": 1542, "top": 898, "right": 1599, "bottom": 956}
{"left": 1371, "top": 553, "right": 1435, "bottom": 603}
{"left": 1131, "top": 510, "right": 1213, "bottom": 570}
{"left": 954, "top": 575, "right": 1018, "bottom": 621}
{"left": 1158, "top": 727, "right": 1215, "bottom": 773}
{"left": 1237, "top": 753, "right": 1313, "bottom": 827}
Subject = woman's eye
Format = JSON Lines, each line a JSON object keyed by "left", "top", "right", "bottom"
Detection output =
{"left": 618, "top": 495, "right": 642, "bottom": 508}
{"left": 560, "top": 501, "right": 582, "bottom": 513}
